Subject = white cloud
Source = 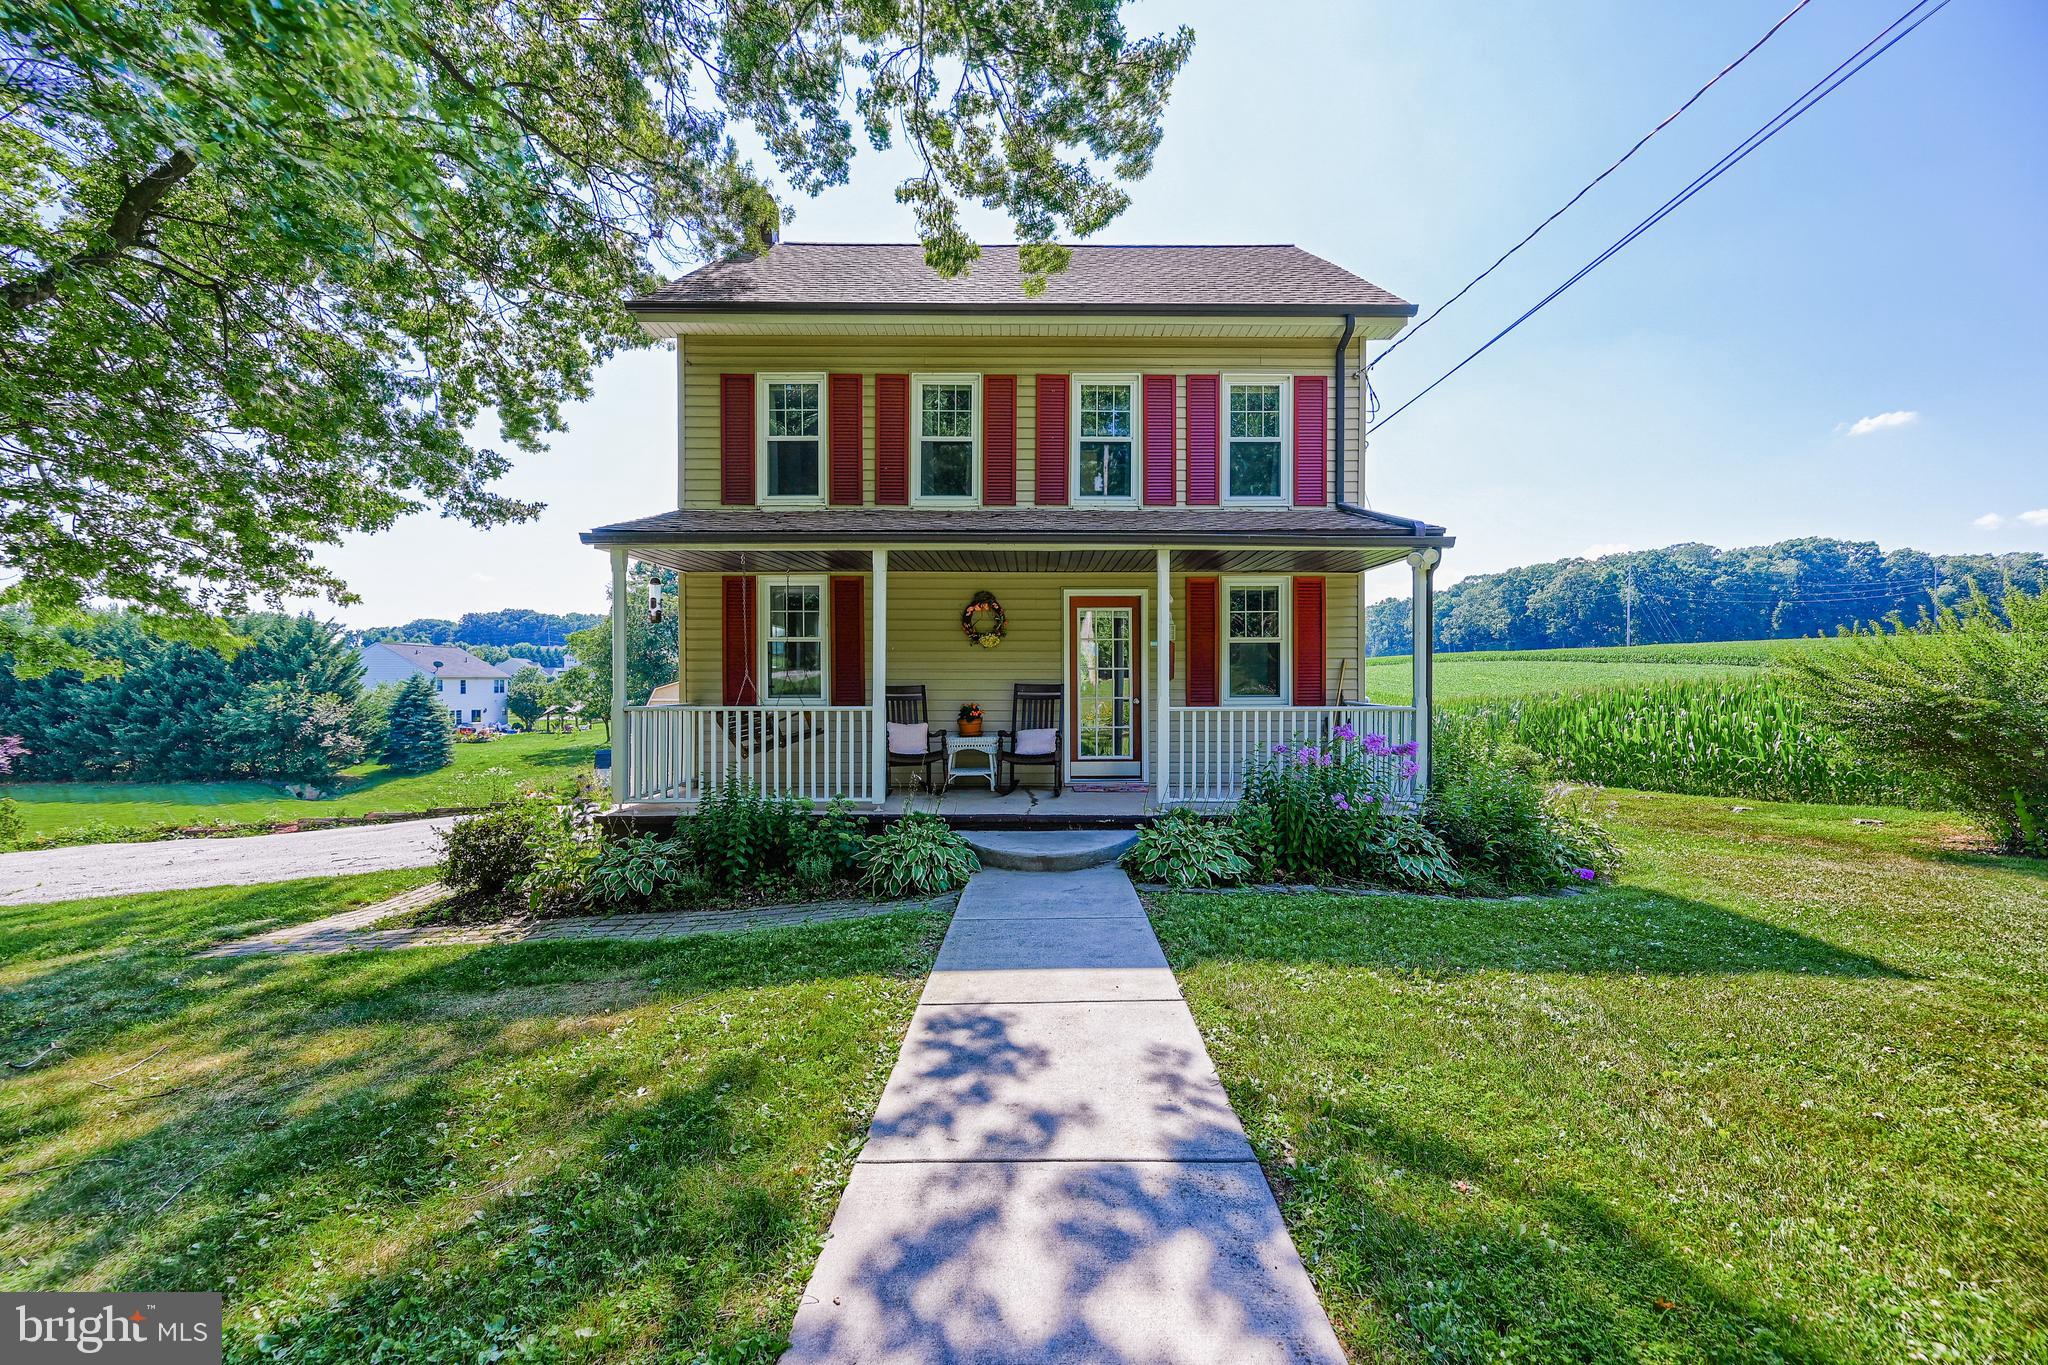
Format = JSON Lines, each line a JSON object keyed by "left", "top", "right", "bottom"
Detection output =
{"left": 1581, "top": 542, "right": 1634, "bottom": 559}
{"left": 2021, "top": 509, "right": 2048, "bottom": 528}
{"left": 467, "top": 571, "right": 497, "bottom": 584}
{"left": 1972, "top": 513, "right": 2005, "bottom": 530}
{"left": 1844, "top": 410, "right": 1918, "bottom": 437}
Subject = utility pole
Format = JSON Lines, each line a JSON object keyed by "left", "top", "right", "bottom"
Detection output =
{"left": 1623, "top": 563, "right": 1636, "bottom": 648}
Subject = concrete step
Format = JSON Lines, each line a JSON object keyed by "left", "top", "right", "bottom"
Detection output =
{"left": 960, "top": 828, "right": 1138, "bottom": 873}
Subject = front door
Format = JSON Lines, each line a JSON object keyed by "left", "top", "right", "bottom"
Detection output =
{"left": 1066, "top": 595, "right": 1143, "bottom": 778}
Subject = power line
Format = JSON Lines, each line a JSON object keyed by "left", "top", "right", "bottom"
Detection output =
{"left": 1375, "top": 0, "right": 1815, "bottom": 368}
{"left": 1370, "top": 0, "right": 1957, "bottom": 434}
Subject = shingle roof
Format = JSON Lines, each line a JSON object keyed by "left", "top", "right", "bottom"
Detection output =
{"left": 583, "top": 505, "right": 1447, "bottom": 545}
{"left": 365, "top": 642, "right": 512, "bottom": 677}
{"left": 630, "top": 244, "right": 1414, "bottom": 315}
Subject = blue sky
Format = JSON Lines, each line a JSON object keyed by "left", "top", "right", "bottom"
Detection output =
{"left": 314, "top": 0, "right": 2048, "bottom": 624}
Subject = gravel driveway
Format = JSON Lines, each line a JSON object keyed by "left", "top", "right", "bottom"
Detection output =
{"left": 0, "top": 818, "right": 456, "bottom": 906}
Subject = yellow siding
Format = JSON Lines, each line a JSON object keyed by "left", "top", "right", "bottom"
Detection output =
{"left": 679, "top": 335, "right": 1365, "bottom": 510}
{"left": 675, "top": 570, "right": 1363, "bottom": 727}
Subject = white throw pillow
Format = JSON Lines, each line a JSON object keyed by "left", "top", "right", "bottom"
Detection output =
{"left": 1014, "top": 727, "right": 1057, "bottom": 756}
{"left": 887, "top": 721, "right": 930, "bottom": 756}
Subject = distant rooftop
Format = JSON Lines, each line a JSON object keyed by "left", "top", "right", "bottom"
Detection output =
{"left": 364, "top": 641, "right": 511, "bottom": 677}
{"left": 630, "top": 243, "right": 1415, "bottom": 316}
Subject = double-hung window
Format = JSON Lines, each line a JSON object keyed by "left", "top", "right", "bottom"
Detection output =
{"left": 493, "top": 678, "right": 506, "bottom": 694}
{"left": 912, "top": 374, "right": 979, "bottom": 503}
{"left": 1224, "top": 579, "right": 1286, "bottom": 702}
{"left": 458, "top": 679, "right": 468, "bottom": 695}
{"left": 1073, "top": 376, "right": 1137, "bottom": 501}
{"left": 1224, "top": 377, "right": 1289, "bottom": 502}
{"left": 763, "top": 579, "right": 825, "bottom": 703}
{"left": 759, "top": 374, "right": 826, "bottom": 502}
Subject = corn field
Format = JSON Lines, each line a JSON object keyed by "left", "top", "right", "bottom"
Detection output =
{"left": 1458, "top": 676, "right": 1921, "bottom": 806}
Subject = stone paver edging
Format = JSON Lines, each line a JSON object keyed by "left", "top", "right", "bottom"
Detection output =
{"left": 202, "top": 885, "right": 957, "bottom": 957}
{"left": 782, "top": 863, "right": 1345, "bottom": 1364}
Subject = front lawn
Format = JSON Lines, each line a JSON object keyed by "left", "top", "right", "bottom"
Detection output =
{"left": 1151, "top": 791, "right": 2048, "bottom": 1363}
{"left": 2, "top": 729, "right": 597, "bottom": 844}
{"left": 0, "top": 871, "right": 945, "bottom": 1362}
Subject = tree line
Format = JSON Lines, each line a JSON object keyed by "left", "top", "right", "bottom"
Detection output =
{"left": 358, "top": 611, "right": 599, "bottom": 648}
{"left": 1366, "top": 539, "right": 2048, "bottom": 655}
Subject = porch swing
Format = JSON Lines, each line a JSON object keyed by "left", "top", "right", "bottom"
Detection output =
{"left": 719, "top": 571, "right": 820, "bottom": 759}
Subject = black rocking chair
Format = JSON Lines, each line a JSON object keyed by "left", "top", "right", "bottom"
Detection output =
{"left": 885, "top": 685, "right": 947, "bottom": 791}
{"left": 996, "top": 682, "right": 1064, "bottom": 798}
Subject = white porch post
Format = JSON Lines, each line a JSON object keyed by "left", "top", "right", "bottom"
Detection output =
{"left": 609, "top": 548, "right": 630, "bottom": 800}
{"left": 1154, "top": 547, "right": 1171, "bottom": 806}
{"left": 870, "top": 548, "right": 889, "bottom": 805}
{"left": 1406, "top": 548, "right": 1440, "bottom": 791}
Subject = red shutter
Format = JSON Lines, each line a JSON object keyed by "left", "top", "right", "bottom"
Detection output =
{"left": 1034, "top": 375, "right": 1069, "bottom": 505}
{"left": 829, "top": 575, "right": 865, "bottom": 706}
{"left": 1292, "top": 576, "right": 1326, "bottom": 705}
{"left": 1186, "top": 577, "right": 1220, "bottom": 707}
{"left": 983, "top": 374, "right": 1017, "bottom": 506}
{"left": 1142, "top": 373, "right": 1177, "bottom": 506}
{"left": 720, "top": 575, "right": 757, "bottom": 705}
{"left": 875, "top": 374, "right": 909, "bottom": 505}
{"left": 828, "top": 373, "right": 863, "bottom": 505}
{"left": 1185, "top": 375, "right": 1220, "bottom": 505}
{"left": 1293, "top": 375, "right": 1328, "bottom": 506}
{"left": 720, "top": 374, "right": 754, "bottom": 505}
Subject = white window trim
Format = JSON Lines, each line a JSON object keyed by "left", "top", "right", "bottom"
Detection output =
{"left": 1221, "top": 374, "right": 1293, "bottom": 506}
{"left": 910, "top": 372, "right": 982, "bottom": 506}
{"left": 756, "top": 372, "right": 829, "bottom": 506}
{"left": 1221, "top": 575, "right": 1291, "bottom": 705}
{"left": 758, "top": 574, "right": 830, "bottom": 707}
{"left": 1070, "top": 373, "right": 1142, "bottom": 505}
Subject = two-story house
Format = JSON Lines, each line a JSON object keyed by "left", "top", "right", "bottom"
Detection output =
{"left": 583, "top": 243, "right": 1450, "bottom": 816}
{"left": 358, "top": 641, "right": 514, "bottom": 728}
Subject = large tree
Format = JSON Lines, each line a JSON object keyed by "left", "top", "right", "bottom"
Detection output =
{"left": 1, "top": 0, "right": 1192, "bottom": 658}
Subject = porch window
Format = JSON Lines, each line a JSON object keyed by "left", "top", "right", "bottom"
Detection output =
{"left": 1224, "top": 378, "right": 1288, "bottom": 502}
{"left": 760, "top": 374, "right": 825, "bottom": 501}
{"left": 1074, "top": 377, "right": 1137, "bottom": 501}
{"left": 764, "top": 579, "right": 825, "bottom": 702}
{"left": 1225, "top": 580, "right": 1286, "bottom": 702}
{"left": 912, "top": 374, "right": 979, "bottom": 503}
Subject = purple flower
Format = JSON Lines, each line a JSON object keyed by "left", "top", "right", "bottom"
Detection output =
{"left": 1331, "top": 793, "right": 1351, "bottom": 813}
{"left": 1399, "top": 759, "right": 1420, "bottom": 779}
{"left": 1317, "top": 752, "right": 1334, "bottom": 767}
{"left": 1392, "top": 741, "right": 1419, "bottom": 757}
{"left": 1294, "top": 744, "right": 1321, "bottom": 766}
{"left": 1361, "top": 793, "right": 1377, "bottom": 805}
{"left": 1270, "top": 742, "right": 1291, "bottom": 756}
{"left": 1362, "top": 733, "right": 1392, "bottom": 757}
{"left": 1575, "top": 867, "right": 1597, "bottom": 881}
{"left": 1331, "top": 722, "right": 1357, "bottom": 742}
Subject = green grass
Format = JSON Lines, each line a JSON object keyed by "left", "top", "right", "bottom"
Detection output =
{"left": 0, "top": 870, "right": 946, "bottom": 1362}
{"left": 1149, "top": 791, "right": 2048, "bottom": 1363}
{"left": 1360, "top": 638, "right": 1842, "bottom": 705}
{"left": 1, "top": 730, "right": 597, "bottom": 842}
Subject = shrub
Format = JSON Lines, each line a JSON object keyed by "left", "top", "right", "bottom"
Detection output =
{"left": 1427, "top": 718, "right": 1620, "bottom": 892}
{"left": 1234, "top": 729, "right": 1418, "bottom": 883}
{"left": 349, "top": 681, "right": 403, "bottom": 748}
{"left": 384, "top": 675, "right": 455, "bottom": 773}
{"left": 0, "top": 796, "right": 22, "bottom": 851}
{"left": 1357, "top": 808, "right": 1464, "bottom": 893}
{"left": 682, "top": 779, "right": 815, "bottom": 890}
{"left": 216, "top": 682, "right": 364, "bottom": 783}
{"left": 586, "top": 834, "right": 698, "bottom": 907}
{"left": 1124, "top": 808, "right": 1251, "bottom": 888}
{"left": 860, "top": 812, "right": 979, "bottom": 898}
{"left": 1780, "top": 587, "right": 2048, "bottom": 854}
{"left": 440, "top": 799, "right": 554, "bottom": 903}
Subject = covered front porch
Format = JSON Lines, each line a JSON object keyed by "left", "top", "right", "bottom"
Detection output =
{"left": 587, "top": 508, "right": 1447, "bottom": 821}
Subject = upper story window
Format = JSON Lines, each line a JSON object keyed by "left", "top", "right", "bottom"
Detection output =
{"left": 458, "top": 678, "right": 468, "bottom": 694}
{"left": 1224, "top": 377, "right": 1290, "bottom": 503}
{"left": 764, "top": 579, "right": 825, "bottom": 703}
{"left": 912, "top": 374, "right": 979, "bottom": 504}
{"left": 1225, "top": 579, "right": 1286, "bottom": 703}
{"left": 760, "top": 374, "right": 825, "bottom": 502}
{"left": 1074, "top": 377, "right": 1137, "bottom": 502}
{"left": 493, "top": 678, "right": 507, "bottom": 694}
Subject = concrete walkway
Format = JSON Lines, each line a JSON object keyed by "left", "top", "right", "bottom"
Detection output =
{"left": 0, "top": 818, "right": 454, "bottom": 906}
{"left": 783, "top": 866, "right": 1344, "bottom": 1364}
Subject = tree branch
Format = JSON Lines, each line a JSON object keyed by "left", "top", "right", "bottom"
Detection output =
{"left": 2, "top": 148, "right": 197, "bottom": 310}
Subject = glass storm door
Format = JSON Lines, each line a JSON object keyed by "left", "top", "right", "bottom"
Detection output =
{"left": 1067, "top": 596, "right": 1143, "bottom": 777}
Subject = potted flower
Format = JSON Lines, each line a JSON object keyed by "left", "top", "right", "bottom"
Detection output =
{"left": 957, "top": 703, "right": 984, "bottom": 737}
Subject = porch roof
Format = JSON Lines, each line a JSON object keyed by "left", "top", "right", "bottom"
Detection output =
{"left": 580, "top": 505, "right": 1452, "bottom": 575}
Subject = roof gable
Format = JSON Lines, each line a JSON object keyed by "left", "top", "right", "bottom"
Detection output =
{"left": 365, "top": 642, "right": 511, "bottom": 677}
{"left": 633, "top": 243, "right": 1413, "bottom": 315}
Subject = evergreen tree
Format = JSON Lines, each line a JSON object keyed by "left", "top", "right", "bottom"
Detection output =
{"left": 382, "top": 675, "right": 455, "bottom": 774}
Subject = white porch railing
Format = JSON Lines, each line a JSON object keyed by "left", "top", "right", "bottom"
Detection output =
{"left": 621, "top": 705, "right": 875, "bottom": 805}
{"left": 1165, "top": 704, "right": 1418, "bottom": 805}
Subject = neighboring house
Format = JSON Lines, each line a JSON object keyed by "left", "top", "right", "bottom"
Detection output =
{"left": 582, "top": 243, "right": 1450, "bottom": 810}
{"left": 359, "top": 642, "right": 514, "bottom": 728}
